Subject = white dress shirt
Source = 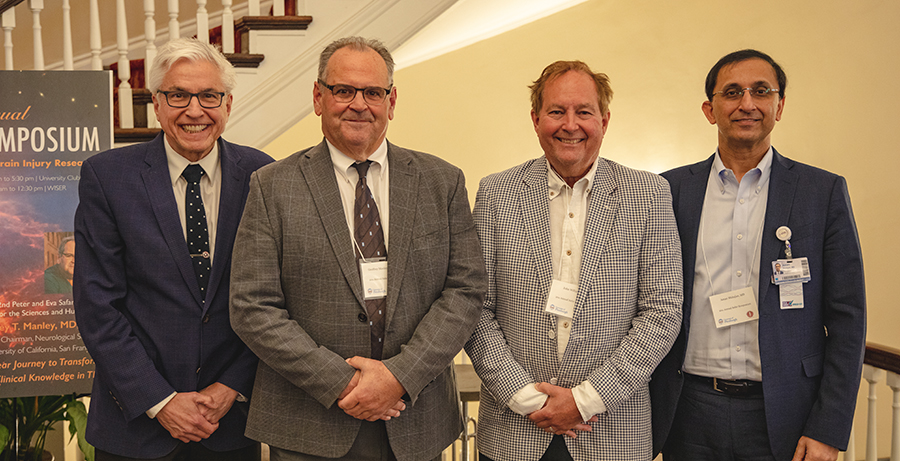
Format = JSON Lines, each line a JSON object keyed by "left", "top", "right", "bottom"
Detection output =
{"left": 148, "top": 138, "right": 222, "bottom": 418}
{"left": 507, "top": 157, "right": 607, "bottom": 422}
{"left": 683, "top": 148, "right": 773, "bottom": 381}
{"left": 328, "top": 139, "right": 390, "bottom": 251}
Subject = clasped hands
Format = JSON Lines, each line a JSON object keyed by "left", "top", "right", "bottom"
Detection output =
{"left": 528, "top": 382, "right": 598, "bottom": 438}
{"left": 337, "top": 356, "right": 407, "bottom": 421}
{"left": 156, "top": 382, "right": 238, "bottom": 443}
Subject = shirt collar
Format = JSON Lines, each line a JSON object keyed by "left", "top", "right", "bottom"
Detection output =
{"left": 328, "top": 138, "right": 388, "bottom": 182}
{"left": 712, "top": 146, "right": 773, "bottom": 191}
{"left": 166, "top": 138, "right": 220, "bottom": 185}
{"left": 546, "top": 156, "right": 598, "bottom": 201}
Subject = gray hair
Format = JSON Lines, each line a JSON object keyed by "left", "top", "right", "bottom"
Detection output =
{"left": 58, "top": 236, "right": 74, "bottom": 256}
{"left": 318, "top": 37, "right": 394, "bottom": 85}
{"left": 147, "top": 38, "right": 236, "bottom": 94}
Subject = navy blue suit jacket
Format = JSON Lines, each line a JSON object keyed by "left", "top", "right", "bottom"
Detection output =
{"left": 74, "top": 134, "right": 273, "bottom": 458}
{"left": 651, "top": 149, "right": 866, "bottom": 460}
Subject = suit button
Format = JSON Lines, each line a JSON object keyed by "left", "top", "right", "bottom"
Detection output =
{"left": 550, "top": 377, "right": 558, "bottom": 385}
{"left": 202, "top": 314, "right": 210, "bottom": 323}
{"left": 358, "top": 313, "right": 367, "bottom": 323}
{"left": 548, "top": 329, "right": 556, "bottom": 339}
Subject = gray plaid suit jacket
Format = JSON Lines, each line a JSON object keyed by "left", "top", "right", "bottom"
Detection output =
{"left": 229, "top": 140, "right": 486, "bottom": 461}
{"left": 465, "top": 157, "right": 683, "bottom": 461}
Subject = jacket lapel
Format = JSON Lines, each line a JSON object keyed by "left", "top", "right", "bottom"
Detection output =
{"left": 141, "top": 135, "right": 202, "bottom": 306}
{"left": 205, "top": 139, "right": 243, "bottom": 311}
{"left": 575, "top": 159, "right": 619, "bottom": 315}
{"left": 520, "top": 160, "right": 553, "bottom": 296}
{"left": 383, "top": 144, "right": 416, "bottom": 330}
{"left": 757, "top": 149, "right": 798, "bottom": 311}
{"left": 677, "top": 155, "right": 715, "bottom": 325}
{"left": 301, "top": 142, "right": 366, "bottom": 309}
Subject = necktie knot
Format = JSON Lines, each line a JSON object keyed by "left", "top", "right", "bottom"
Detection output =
{"left": 182, "top": 164, "right": 206, "bottom": 184}
{"left": 351, "top": 161, "right": 372, "bottom": 182}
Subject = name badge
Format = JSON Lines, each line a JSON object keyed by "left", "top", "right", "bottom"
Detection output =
{"left": 709, "top": 287, "right": 759, "bottom": 328}
{"left": 771, "top": 257, "right": 810, "bottom": 285}
{"left": 360, "top": 258, "right": 387, "bottom": 300}
{"left": 779, "top": 282, "right": 804, "bottom": 309}
{"left": 544, "top": 280, "right": 577, "bottom": 318}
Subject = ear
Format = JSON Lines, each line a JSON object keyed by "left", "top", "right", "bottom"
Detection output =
{"left": 313, "top": 80, "right": 324, "bottom": 116}
{"left": 387, "top": 86, "right": 397, "bottom": 121}
{"left": 531, "top": 110, "right": 540, "bottom": 133}
{"left": 152, "top": 93, "right": 161, "bottom": 121}
{"left": 775, "top": 95, "right": 785, "bottom": 121}
{"left": 224, "top": 93, "right": 233, "bottom": 117}
{"left": 701, "top": 100, "right": 716, "bottom": 125}
{"left": 600, "top": 110, "right": 611, "bottom": 137}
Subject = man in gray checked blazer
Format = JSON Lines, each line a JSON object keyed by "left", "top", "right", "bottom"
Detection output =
{"left": 230, "top": 37, "right": 486, "bottom": 461}
{"left": 465, "top": 60, "right": 683, "bottom": 461}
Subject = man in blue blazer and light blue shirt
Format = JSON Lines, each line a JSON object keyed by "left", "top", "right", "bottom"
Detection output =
{"left": 651, "top": 49, "right": 866, "bottom": 461}
{"left": 74, "top": 38, "right": 273, "bottom": 460}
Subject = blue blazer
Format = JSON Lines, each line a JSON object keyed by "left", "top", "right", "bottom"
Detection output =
{"left": 74, "top": 134, "right": 273, "bottom": 458}
{"left": 651, "top": 149, "right": 866, "bottom": 460}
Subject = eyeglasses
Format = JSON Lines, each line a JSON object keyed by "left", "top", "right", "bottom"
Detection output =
{"left": 317, "top": 79, "right": 392, "bottom": 105}
{"left": 712, "top": 87, "right": 780, "bottom": 101}
{"left": 157, "top": 90, "right": 226, "bottom": 108}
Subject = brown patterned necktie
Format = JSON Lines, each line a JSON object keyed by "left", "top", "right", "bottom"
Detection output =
{"left": 352, "top": 161, "right": 386, "bottom": 360}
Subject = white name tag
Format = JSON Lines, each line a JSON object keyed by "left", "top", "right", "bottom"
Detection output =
{"left": 360, "top": 259, "right": 387, "bottom": 300}
{"left": 709, "top": 287, "right": 759, "bottom": 328}
{"left": 544, "top": 280, "right": 577, "bottom": 318}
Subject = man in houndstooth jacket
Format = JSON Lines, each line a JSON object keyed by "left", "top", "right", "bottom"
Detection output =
{"left": 464, "top": 60, "right": 683, "bottom": 461}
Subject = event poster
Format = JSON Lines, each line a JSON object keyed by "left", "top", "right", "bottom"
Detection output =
{"left": 0, "top": 71, "right": 111, "bottom": 397}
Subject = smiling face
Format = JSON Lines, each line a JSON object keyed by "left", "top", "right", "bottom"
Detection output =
{"left": 153, "top": 58, "right": 232, "bottom": 162}
{"left": 313, "top": 46, "right": 396, "bottom": 161}
{"left": 532, "top": 70, "right": 609, "bottom": 184}
{"left": 702, "top": 58, "right": 785, "bottom": 155}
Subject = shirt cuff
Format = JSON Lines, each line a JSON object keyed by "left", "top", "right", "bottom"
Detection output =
{"left": 572, "top": 380, "right": 606, "bottom": 422}
{"left": 236, "top": 392, "right": 247, "bottom": 403}
{"left": 146, "top": 392, "right": 177, "bottom": 419}
{"left": 508, "top": 383, "right": 548, "bottom": 416}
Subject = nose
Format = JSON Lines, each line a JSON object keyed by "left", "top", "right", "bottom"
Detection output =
{"left": 348, "top": 90, "right": 369, "bottom": 111}
{"left": 562, "top": 112, "right": 579, "bottom": 131}
{"left": 738, "top": 90, "right": 756, "bottom": 111}
{"left": 184, "top": 95, "right": 205, "bottom": 116}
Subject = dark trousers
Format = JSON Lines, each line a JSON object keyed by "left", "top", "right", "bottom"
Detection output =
{"left": 96, "top": 442, "right": 260, "bottom": 461}
{"left": 269, "top": 421, "right": 409, "bottom": 461}
{"left": 480, "top": 434, "right": 573, "bottom": 461}
{"left": 662, "top": 375, "right": 776, "bottom": 461}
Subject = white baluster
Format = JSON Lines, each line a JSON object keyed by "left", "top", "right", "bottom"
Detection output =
{"left": 144, "top": 0, "right": 158, "bottom": 129}
{"left": 846, "top": 424, "right": 856, "bottom": 461}
{"left": 273, "top": 0, "right": 284, "bottom": 16}
{"left": 168, "top": 0, "right": 179, "bottom": 40}
{"left": 889, "top": 371, "right": 900, "bottom": 461}
{"left": 865, "top": 364, "right": 886, "bottom": 461}
{"left": 62, "top": 0, "right": 73, "bottom": 69}
{"left": 28, "top": 0, "right": 44, "bottom": 70}
{"left": 89, "top": 0, "right": 101, "bottom": 70}
{"left": 196, "top": 0, "right": 209, "bottom": 43}
{"left": 1, "top": 8, "right": 14, "bottom": 70}
{"left": 248, "top": 0, "right": 259, "bottom": 16}
{"left": 117, "top": 0, "right": 133, "bottom": 129}
{"left": 221, "top": 0, "right": 234, "bottom": 54}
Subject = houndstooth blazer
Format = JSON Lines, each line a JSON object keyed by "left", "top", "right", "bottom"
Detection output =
{"left": 465, "top": 157, "right": 683, "bottom": 461}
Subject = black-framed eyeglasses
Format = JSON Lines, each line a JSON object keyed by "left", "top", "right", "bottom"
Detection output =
{"left": 317, "top": 79, "right": 392, "bottom": 105}
{"left": 157, "top": 90, "right": 227, "bottom": 108}
{"left": 712, "top": 86, "right": 780, "bottom": 101}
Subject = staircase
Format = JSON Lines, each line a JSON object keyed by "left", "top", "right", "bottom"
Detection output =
{"left": 1, "top": 0, "right": 458, "bottom": 148}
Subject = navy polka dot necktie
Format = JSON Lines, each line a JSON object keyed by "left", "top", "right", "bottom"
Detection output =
{"left": 182, "top": 164, "right": 211, "bottom": 301}
{"left": 352, "top": 161, "right": 386, "bottom": 360}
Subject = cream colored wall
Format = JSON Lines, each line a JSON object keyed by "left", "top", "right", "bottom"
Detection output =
{"left": 264, "top": 0, "right": 900, "bottom": 457}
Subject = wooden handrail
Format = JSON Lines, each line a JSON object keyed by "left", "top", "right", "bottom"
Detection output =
{"left": 0, "top": 0, "right": 24, "bottom": 16}
{"left": 865, "top": 342, "right": 900, "bottom": 375}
